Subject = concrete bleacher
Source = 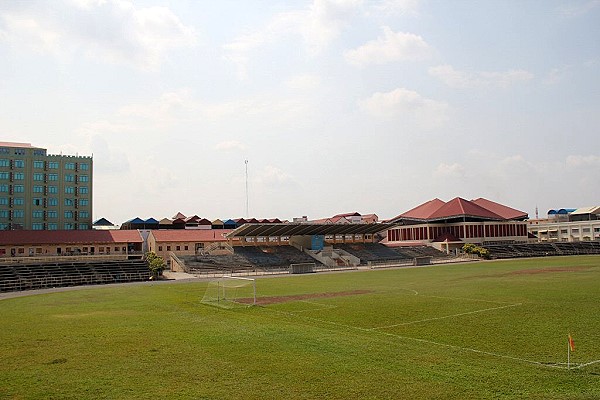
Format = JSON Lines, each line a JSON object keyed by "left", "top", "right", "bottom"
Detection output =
{"left": 0, "top": 259, "right": 150, "bottom": 293}
{"left": 336, "top": 243, "right": 411, "bottom": 264}
{"left": 182, "top": 245, "right": 318, "bottom": 274}
{"left": 486, "top": 241, "right": 600, "bottom": 259}
{"left": 390, "top": 245, "right": 446, "bottom": 259}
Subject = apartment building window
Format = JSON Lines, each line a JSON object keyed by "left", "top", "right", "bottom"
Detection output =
{"left": 79, "top": 199, "right": 89, "bottom": 206}
{"left": 0, "top": 159, "right": 8, "bottom": 167}
{"left": 14, "top": 172, "right": 24, "bottom": 180}
{"left": 65, "top": 198, "right": 74, "bottom": 206}
{"left": 64, "top": 223, "right": 74, "bottom": 230}
{"left": 79, "top": 175, "right": 89, "bottom": 182}
{"left": 47, "top": 211, "right": 58, "bottom": 219}
{"left": 33, "top": 198, "right": 42, "bottom": 206}
{"left": 48, "top": 173, "right": 58, "bottom": 181}
{"left": 33, "top": 173, "right": 44, "bottom": 181}
{"left": 14, "top": 160, "right": 24, "bottom": 168}
{"left": 79, "top": 211, "right": 89, "bottom": 218}
{"left": 0, "top": 223, "right": 8, "bottom": 230}
{"left": 48, "top": 186, "right": 58, "bottom": 194}
{"left": 166, "top": 246, "right": 171, "bottom": 251}
{"left": 65, "top": 186, "right": 75, "bottom": 194}
{"left": 32, "top": 223, "right": 43, "bottom": 230}
{"left": 79, "top": 223, "right": 89, "bottom": 230}
{"left": 33, "top": 150, "right": 45, "bottom": 156}
{"left": 0, "top": 184, "right": 7, "bottom": 192}
{"left": 33, "top": 185, "right": 44, "bottom": 193}
{"left": 14, "top": 185, "right": 24, "bottom": 193}
{"left": 34, "top": 160, "right": 44, "bottom": 169}
{"left": 48, "top": 223, "right": 58, "bottom": 230}
{"left": 79, "top": 163, "right": 89, "bottom": 170}
{"left": 48, "top": 198, "right": 58, "bottom": 206}
{"left": 65, "top": 162, "right": 75, "bottom": 170}
{"left": 12, "top": 210, "right": 24, "bottom": 218}
{"left": 65, "top": 211, "right": 74, "bottom": 219}
{"left": 79, "top": 186, "right": 89, "bottom": 194}
{"left": 14, "top": 198, "right": 24, "bottom": 205}
{"left": 33, "top": 210, "right": 44, "bottom": 219}
{"left": 0, "top": 210, "right": 8, "bottom": 218}
{"left": 48, "top": 161, "right": 59, "bottom": 169}
{"left": 176, "top": 246, "right": 181, "bottom": 251}
{"left": 14, "top": 149, "right": 25, "bottom": 155}
{"left": 0, "top": 172, "right": 8, "bottom": 180}
{"left": 0, "top": 198, "right": 7, "bottom": 205}
{"left": 0, "top": 148, "right": 8, "bottom": 154}
{"left": 65, "top": 174, "right": 75, "bottom": 182}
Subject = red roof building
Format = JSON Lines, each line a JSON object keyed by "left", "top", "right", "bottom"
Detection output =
{"left": 0, "top": 230, "right": 143, "bottom": 257}
{"left": 385, "top": 197, "right": 529, "bottom": 253}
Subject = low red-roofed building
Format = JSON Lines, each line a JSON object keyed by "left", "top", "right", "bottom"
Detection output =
{"left": 0, "top": 230, "right": 143, "bottom": 257}
{"left": 148, "top": 229, "right": 238, "bottom": 263}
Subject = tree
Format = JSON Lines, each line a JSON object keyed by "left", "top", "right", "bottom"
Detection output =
{"left": 146, "top": 251, "right": 165, "bottom": 279}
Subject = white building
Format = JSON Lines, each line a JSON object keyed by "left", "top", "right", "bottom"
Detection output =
{"left": 528, "top": 207, "right": 600, "bottom": 242}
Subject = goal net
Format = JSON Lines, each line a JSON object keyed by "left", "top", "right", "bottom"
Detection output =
{"left": 201, "top": 276, "right": 256, "bottom": 308}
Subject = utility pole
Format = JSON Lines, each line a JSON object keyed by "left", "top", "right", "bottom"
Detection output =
{"left": 245, "top": 159, "right": 249, "bottom": 218}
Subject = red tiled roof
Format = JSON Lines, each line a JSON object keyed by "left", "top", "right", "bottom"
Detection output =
{"left": 392, "top": 198, "right": 445, "bottom": 221}
{"left": 0, "top": 142, "right": 36, "bottom": 148}
{"left": 150, "top": 229, "right": 234, "bottom": 242}
{"left": 0, "top": 230, "right": 143, "bottom": 246}
{"left": 428, "top": 197, "right": 503, "bottom": 221}
{"left": 471, "top": 198, "right": 528, "bottom": 220}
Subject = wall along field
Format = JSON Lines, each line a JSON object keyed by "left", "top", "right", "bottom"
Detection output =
{"left": 0, "top": 256, "right": 599, "bottom": 399}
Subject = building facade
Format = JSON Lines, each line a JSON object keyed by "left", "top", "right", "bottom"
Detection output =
{"left": 0, "top": 142, "right": 93, "bottom": 230}
{"left": 528, "top": 207, "right": 600, "bottom": 242}
{"left": 384, "top": 197, "right": 529, "bottom": 253}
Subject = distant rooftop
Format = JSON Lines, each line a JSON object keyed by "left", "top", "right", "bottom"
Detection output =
{"left": 0, "top": 142, "right": 38, "bottom": 148}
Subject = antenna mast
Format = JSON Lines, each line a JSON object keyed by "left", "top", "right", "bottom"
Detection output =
{"left": 245, "top": 159, "right": 249, "bottom": 218}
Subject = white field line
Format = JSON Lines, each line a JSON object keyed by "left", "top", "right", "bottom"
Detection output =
{"left": 263, "top": 307, "right": 572, "bottom": 369}
{"left": 420, "top": 294, "right": 517, "bottom": 305}
{"left": 576, "top": 359, "right": 600, "bottom": 369}
{"left": 371, "top": 303, "right": 523, "bottom": 330}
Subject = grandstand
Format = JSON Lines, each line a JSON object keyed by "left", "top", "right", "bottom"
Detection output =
{"left": 0, "top": 259, "right": 150, "bottom": 293}
{"left": 179, "top": 245, "right": 317, "bottom": 275}
{"left": 486, "top": 241, "right": 600, "bottom": 259}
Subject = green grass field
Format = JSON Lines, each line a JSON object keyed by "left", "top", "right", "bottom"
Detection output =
{"left": 1, "top": 256, "right": 599, "bottom": 399}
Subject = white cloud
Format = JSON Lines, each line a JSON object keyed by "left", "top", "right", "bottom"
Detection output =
{"left": 428, "top": 64, "right": 533, "bottom": 89}
{"left": 433, "top": 162, "right": 465, "bottom": 179}
{"left": 566, "top": 155, "right": 600, "bottom": 168}
{"left": 372, "top": 0, "right": 420, "bottom": 16}
{"left": 255, "top": 165, "right": 295, "bottom": 188}
{"left": 559, "top": 0, "right": 600, "bottom": 17}
{"left": 0, "top": 0, "right": 196, "bottom": 69}
{"left": 359, "top": 87, "right": 449, "bottom": 129}
{"left": 286, "top": 74, "right": 322, "bottom": 90}
{"left": 215, "top": 140, "right": 246, "bottom": 152}
{"left": 345, "top": 26, "right": 430, "bottom": 67}
{"left": 223, "top": 0, "right": 361, "bottom": 79}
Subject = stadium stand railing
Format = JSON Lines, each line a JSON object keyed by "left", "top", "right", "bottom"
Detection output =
{"left": 0, "top": 259, "right": 150, "bottom": 293}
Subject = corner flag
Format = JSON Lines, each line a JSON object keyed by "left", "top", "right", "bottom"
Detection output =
{"left": 568, "top": 334, "right": 575, "bottom": 352}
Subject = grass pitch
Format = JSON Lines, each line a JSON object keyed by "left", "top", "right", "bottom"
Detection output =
{"left": 1, "top": 256, "right": 599, "bottom": 399}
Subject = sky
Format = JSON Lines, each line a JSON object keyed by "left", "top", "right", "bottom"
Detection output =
{"left": 1, "top": 0, "right": 599, "bottom": 224}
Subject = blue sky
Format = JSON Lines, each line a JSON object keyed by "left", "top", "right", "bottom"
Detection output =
{"left": 1, "top": 0, "right": 599, "bottom": 224}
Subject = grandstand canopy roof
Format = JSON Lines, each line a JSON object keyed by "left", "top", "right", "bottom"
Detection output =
{"left": 226, "top": 223, "right": 396, "bottom": 238}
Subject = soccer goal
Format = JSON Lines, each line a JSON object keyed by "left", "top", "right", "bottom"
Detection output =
{"left": 201, "top": 276, "right": 256, "bottom": 308}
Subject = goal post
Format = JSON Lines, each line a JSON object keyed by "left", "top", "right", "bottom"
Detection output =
{"left": 201, "top": 276, "right": 256, "bottom": 308}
